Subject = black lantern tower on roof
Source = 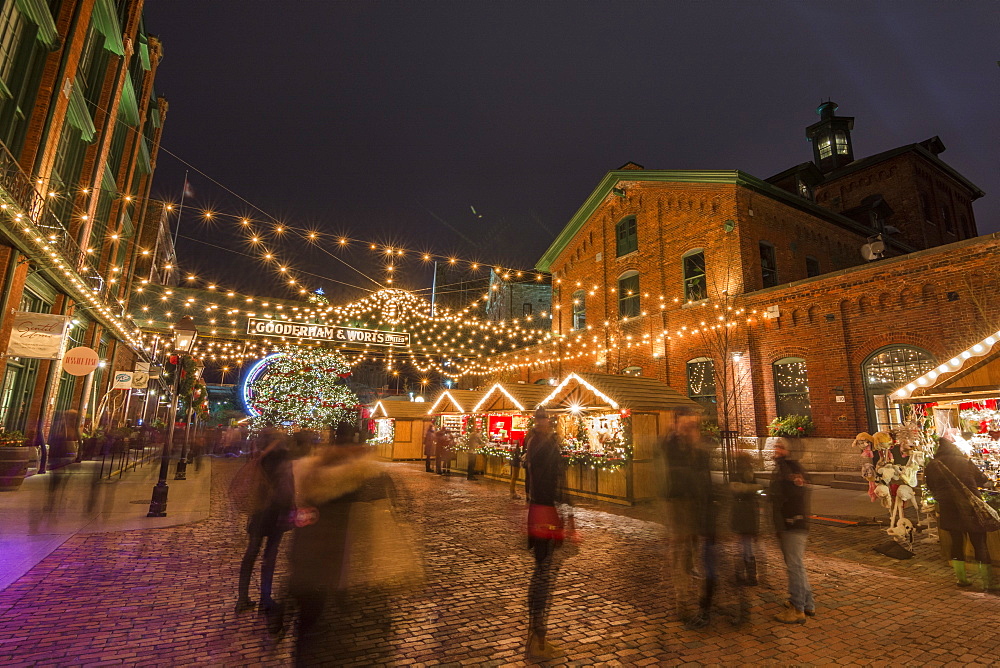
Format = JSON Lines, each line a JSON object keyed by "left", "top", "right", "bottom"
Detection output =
{"left": 806, "top": 100, "right": 855, "bottom": 174}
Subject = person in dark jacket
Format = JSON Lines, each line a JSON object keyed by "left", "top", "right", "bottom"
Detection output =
{"left": 730, "top": 452, "right": 761, "bottom": 586}
{"left": 523, "top": 407, "right": 568, "bottom": 661}
{"left": 435, "top": 427, "right": 453, "bottom": 475}
{"left": 236, "top": 429, "right": 295, "bottom": 619}
{"left": 423, "top": 425, "right": 437, "bottom": 472}
{"left": 925, "top": 437, "right": 997, "bottom": 592}
{"left": 770, "top": 438, "right": 814, "bottom": 624}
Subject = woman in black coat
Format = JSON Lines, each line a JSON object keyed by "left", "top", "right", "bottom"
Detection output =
{"left": 925, "top": 437, "right": 993, "bottom": 589}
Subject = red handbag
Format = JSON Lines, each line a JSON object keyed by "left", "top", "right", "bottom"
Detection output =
{"left": 528, "top": 504, "right": 564, "bottom": 541}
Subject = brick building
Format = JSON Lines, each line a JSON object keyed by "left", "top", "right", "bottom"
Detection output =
{"left": 503, "top": 102, "right": 987, "bottom": 453}
{"left": 0, "top": 0, "right": 167, "bottom": 449}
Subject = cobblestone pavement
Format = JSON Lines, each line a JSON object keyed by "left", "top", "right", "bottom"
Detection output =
{"left": 1, "top": 459, "right": 999, "bottom": 666}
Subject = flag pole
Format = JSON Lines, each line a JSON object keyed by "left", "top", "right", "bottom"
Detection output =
{"left": 172, "top": 170, "right": 189, "bottom": 250}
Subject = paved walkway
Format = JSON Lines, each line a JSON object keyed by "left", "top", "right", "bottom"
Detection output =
{"left": 0, "top": 458, "right": 998, "bottom": 666}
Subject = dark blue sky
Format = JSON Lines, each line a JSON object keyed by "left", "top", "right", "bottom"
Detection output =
{"left": 143, "top": 1, "right": 999, "bottom": 301}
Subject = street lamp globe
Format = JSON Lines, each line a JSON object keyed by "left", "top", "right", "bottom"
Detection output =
{"left": 172, "top": 315, "right": 198, "bottom": 353}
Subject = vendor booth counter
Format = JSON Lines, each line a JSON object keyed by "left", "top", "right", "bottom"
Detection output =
{"left": 367, "top": 400, "right": 434, "bottom": 461}
{"left": 469, "top": 374, "right": 699, "bottom": 505}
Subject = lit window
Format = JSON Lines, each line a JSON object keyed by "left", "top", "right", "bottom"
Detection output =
{"left": 571, "top": 290, "right": 586, "bottom": 330}
{"left": 835, "top": 131, "right": 849, "bottom": 155}
{"left": 683, "top": 250, "right": 706, "bottom": 301}
{"left": 773, "top": 357, "right": 811, "bottom": 418}
{"left": 862, "top": 346, "right": 935, "bottom": 432}
{"left": 618, "top": 271, "right": 639, "bottom": 318}
{"left": 686, "top": 357, "right": 716, "bottom": 422}
{"left": 818, "top": 136, "right": 833, "bottom": 159}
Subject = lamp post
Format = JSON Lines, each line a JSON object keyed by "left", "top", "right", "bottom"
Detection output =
{"left": 147, "top": 316, "right": 198, "bottom": 517}
{"left": 175, "top": 359, "right": 204, "bottom": 480}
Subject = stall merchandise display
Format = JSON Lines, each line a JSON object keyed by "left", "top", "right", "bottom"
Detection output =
{"left": 369, "top": 418, "right": 394, "bottom": 446}
{"left": 557, "top": 411, "right": 633, "bottom": 471}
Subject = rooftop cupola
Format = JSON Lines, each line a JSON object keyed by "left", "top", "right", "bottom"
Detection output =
{"left": 806, "top": 100, "right": 855, "bottom": 174}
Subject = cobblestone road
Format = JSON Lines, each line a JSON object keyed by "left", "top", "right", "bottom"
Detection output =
{"left": 1, "top": 459, "right": 998, "bottom": 666}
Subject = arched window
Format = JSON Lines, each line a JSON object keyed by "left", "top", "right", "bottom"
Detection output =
{"left": 616, "top": 216, "right": 638, "bottom": 257}
{"left": 571, "top": 289, "right": 586, "bottom": 330}
{"left": 683, "top": 249, "right": 706, "bottom": 301}
{"left": 618, "top": 270, "right": 639, "bottom": 318}
{"left": 862, "top": 346, "right": 936, "bottom": 431}
{"left": 773, "top": 357, "right": 811, "bottom": 418}
{"left": 686, "top": 357, "right": 717, "bottom": 421}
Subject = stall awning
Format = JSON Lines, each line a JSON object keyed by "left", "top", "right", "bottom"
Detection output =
{"left": 895, "top": 329, "right": 1000, "bottom": 404}
{"left": 473, "top": 382, "right": 554, "bottom": 413}
{"left": 371, "top": 400, "right": 434, "bottom": 419}
{"left": 427, "top": 389, "right": 487, "bottom": 415}
{"left": 15, "top": 0, "right": 59, "bottom": 49}
{"left": 540, "top": 372, "right": 700, "bottom": 412}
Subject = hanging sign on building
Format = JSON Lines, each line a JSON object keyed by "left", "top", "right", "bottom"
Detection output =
{"left": 5, "top": 312, "right": 71, "bottom": 360}
{"left": 112, "top": 372, "right": 134, "bottom": 390}
{"left": 246, "top": 317, "right": 410, "bottom": 347}
{"left": 62, "top": 346, "right": 100, "bottom": 376}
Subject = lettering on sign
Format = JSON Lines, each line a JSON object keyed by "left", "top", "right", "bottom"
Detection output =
{"left": 246, "top": 317, "right": 409, "bottom": 347}
{"left": 6, "top": 312, "right": 70, "bottom": 360}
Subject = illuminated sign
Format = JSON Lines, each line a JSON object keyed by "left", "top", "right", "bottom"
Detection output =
{"left": 246, "top": 318, "right": 409, "bottom": 347}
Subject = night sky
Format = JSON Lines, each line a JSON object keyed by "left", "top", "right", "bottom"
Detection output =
{"left": 142, "top": 1, "right": 999, "bottom": 302}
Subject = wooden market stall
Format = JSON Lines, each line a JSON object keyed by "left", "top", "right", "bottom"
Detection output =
{"left": 894, "top": 331, "right": 1000, "bottom": 563}
{"left": 368, "top": 399, "right": 434, "bottom": 461}
{"left": 538, "top": 372, "right": 700, "bottom": 505}
{"left": 468, "top": 382, "right": 556, "bottom": 485}
{"left": 425, "top": 389, "right": 488, "bottom": 470}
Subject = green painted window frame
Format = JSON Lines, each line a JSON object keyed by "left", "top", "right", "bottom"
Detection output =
{"left": 615, "top": 216, "right": 637, "bottom": 257}
{"left": 617, "top": 270, "right": 639, "bottom": 318}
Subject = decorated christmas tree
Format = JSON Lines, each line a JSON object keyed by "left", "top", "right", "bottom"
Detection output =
{"left": 248, "top": 348, "right": 358, "bottom": 431}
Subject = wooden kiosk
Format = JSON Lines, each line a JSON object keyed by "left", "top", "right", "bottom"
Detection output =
{"left": 469, "top": 382, "right": 555, "bottom": 485}
{"left": 538, "top": 372, "right": 700, "bottom": 505}
{"left": 368, "top": 400, "right": 434, "bottom": 461}
{"left": 427, "top": 389, "right": 488, "bottom": 471}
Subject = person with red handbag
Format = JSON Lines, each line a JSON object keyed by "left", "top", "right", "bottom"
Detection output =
{"left": 524, "top": 407, "right": 569, "bottom": 661}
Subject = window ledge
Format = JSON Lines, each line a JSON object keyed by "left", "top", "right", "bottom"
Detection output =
{"left": 681, "top": 299, "right": 709, "bottom": 309}
{"left": 615, "top": 250, "right": 639, "bottom": 260}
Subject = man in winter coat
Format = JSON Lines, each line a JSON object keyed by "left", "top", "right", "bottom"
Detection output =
{"left": 925, "top": 437, "right": 997, "bottom": 592}
{"left": 770, "top": 439, "right": 814, "bottom": 624}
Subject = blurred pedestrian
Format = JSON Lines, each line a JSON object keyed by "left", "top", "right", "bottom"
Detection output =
{"left": 423, "top": 425, "right": 436, "bottom": 472}
{"left": 435, "top": 427, "right": 453, "bottom": 475}
{"left": 236, "top": 428, "right": 295, "bottom": 625}
{"left": 44, "top": 409, "right": 80, "bottom": 512}
{"left": 925, "top": 437, "right": 998, "bottom": 592}
{"left": 730, "top": 452, "right": 761, "bottom": 586}
{"left": 510, "top": 438, "right": 524, "bottom": 499}
{"left": 661, "top": 410, "right": 716, "bottom": 630}
{"left": 466, "top": 427, "right": 484, "bottom": 480}
{"left": 657, "top": 409, "right": 702, "bottom": 625}
{"left": 524, "top": 407, "right": 569, "bottom": 661}
{"left": 770, "top": 438, "right": 815, "bottom": 624}
{"left": 290, "top": 421, "right": 411, "bottom": 665}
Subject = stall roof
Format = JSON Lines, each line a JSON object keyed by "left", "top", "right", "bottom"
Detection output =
{"left": 426, "top": 389, "right": 488, "bottom": 415}
{"left": 472, "top": 383, "right": 554, "bottom": 413}
{"left": 539, "top": 372, "right": 700, "bottom": 412}
{"left": 895, "top": 328, "right": 1000, "bottom": 404}
{"left": 371, "top": 400, "right": 435, "bottom": 419}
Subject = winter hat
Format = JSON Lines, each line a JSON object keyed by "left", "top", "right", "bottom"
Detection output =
{"left": 534, "top": 406, "right": 549, "bottom": 420}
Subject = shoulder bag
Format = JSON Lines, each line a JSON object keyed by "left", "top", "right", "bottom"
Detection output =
{"left": 927, "top": 458, "right": 1000, "bottom": 533}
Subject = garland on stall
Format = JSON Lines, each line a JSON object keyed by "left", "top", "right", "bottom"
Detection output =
{"left": 561, "top": 412, "right": 633, "bottom": 471}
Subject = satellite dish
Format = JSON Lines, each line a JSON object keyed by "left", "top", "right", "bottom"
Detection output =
{"left": 870, "top": 239, "right": 885, "bottom": 255}
{"left": 861, "top": 244, "right": 875, "bottom": 261}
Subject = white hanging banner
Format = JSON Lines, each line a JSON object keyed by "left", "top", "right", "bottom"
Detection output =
{"left": 6, "top": 312, "right": 71, "bottom": 360}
